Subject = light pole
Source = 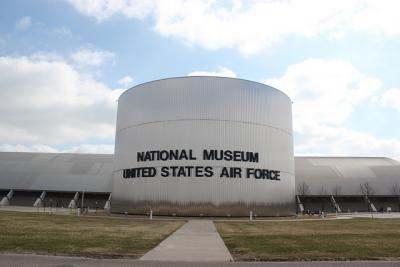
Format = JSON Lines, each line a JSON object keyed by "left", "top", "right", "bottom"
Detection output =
{"left": 81, "top": 191, "right": 85, "bottom": 213}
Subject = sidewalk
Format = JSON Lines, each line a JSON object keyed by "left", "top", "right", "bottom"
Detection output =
{"left": 141, "top": 220, "right": 233, "bottom": 262}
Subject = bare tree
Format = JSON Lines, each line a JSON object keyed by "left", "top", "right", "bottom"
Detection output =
{"left": 332, "top": 185, "right": 342, "bottom": 196}
{"left": 390, "top": 183, "right": 400, "bottom": 196}
{"left": 360, "top": 182, "right": 377, "bottom": 213}
{"left": 319, "top": 186, "right": 327, "bottom": 195}
{"left": 390, "top": 183, "right": 400, "bottom": 211}
{"left": 360, "top": 182, "right": 375, "bottom": 196}
{"left": 297, "top": 181, "right": 310, "bottom": 196}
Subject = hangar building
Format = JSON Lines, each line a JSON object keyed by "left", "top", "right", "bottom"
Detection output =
{"left": 0, "top": 77, "right": 399, "bottom": 216}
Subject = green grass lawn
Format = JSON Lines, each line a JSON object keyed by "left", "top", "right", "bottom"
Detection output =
{"left": 0, "top": 211, "right": 184, "bottom": 258}
{"left": 215, "top": 218, "right": 400, "bottom": 261}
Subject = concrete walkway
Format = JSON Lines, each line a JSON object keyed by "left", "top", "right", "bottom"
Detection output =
{"left": 2, "top": 254, "right": 400, "bottom": 267}
{"left": 141, "top": 220, "right": 233, "bottom": 262}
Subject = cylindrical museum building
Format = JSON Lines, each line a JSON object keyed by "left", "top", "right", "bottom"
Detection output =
{"left": 111, "top": 76, "right": 295, "bottom": 216}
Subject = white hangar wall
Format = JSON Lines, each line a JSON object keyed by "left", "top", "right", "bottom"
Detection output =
{"left": 111, "top": 77, "right": 295, "bottom": 216}
{"left": 0, "top": 152, "right": 113, "bottom": 193}
{"left": 0, "top": 152, "right": 398, "bottom": 199}
{"left": 295, "top": 157, "right": 400, "bottom": 196}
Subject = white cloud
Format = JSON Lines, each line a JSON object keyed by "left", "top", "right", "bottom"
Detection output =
{"left": 71, "top": 47, "right": 114, "bottom": 66}
{"left": 117, "top": 75, "right": 134, "bottom": 87}
{"left": 0, "top": 144, "right": 58, "bottom": 153}
{"left": 55, "top": 27, "right": 73, "bottom": 36}
{"left": 0, "top": 143, "right": 114, "bottom": 154}
{"left": 68, "top": 0, "right": 400, "bottom": 55}
{"left": 264, "top": 58, "right": 400, "bottom": 159}
{"left": 188, "top": 66, "right": 236, "bottom": 78}
{"left": 381, "top": 88, "right": 400, "bottom": 111}
{"left": 265, "top": 58, "right": 381, "bottom": 132}
{"left": 0, "top": 55, "right": 125, "bottom": 148}
{"left": 64, "top": 144, "right": 114, "bottom": 154}
{"left": 69, "top": 0, "right": 154, "bottom": 21}
{"left": 295, "top": 125, "right": 400, "bottom": 160}
{"left": 352, "top": 0, "right": 400, "bottom": 36}
{"left": 30, "top": 51, "right": 64, "bottom": 62}
{"left": 15, "top": 16, "right": 32, "bottom": 31}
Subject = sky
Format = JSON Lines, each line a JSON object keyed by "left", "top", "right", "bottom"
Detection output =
{"left": 0, "top": 0, "right": 400, "bottom": 159}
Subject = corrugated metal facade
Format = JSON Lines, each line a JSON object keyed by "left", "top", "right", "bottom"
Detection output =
{"left": 0, "top": 152, "right": 113, "bottom": 193}
{"left": 295, "top": 157, "right": 400, "bottom": 196}
{"left": 0, "top": 152, "right": 399, "bottom": 212}
{"left": 112, "top": 77, "right": 295, "bottom": 216}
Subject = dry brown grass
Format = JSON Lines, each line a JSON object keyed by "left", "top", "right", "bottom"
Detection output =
{"left": 215, "top": 218, "right": 400, "bottom": 261}
{"left": 0, "top": 211, "right": 185, "bottom": 258}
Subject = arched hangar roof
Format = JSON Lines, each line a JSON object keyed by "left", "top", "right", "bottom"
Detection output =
{"left": 0, "top": 152, "right": 113, "bottom": 193}
{"left": 295, "top": 157, "right": 400, "bottom": 196}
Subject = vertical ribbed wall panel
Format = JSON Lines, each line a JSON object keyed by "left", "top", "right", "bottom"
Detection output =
{"left": 112, "top": 77, "right": 295, "bottom": 216}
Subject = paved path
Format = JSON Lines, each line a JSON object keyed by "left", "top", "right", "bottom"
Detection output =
{"left": 1, "top": 254, "right": 400, "bottom": 267}
{"left": 141, "top": 220, "right": 233, "bottom": 262}
{"left": 0, "top": 205, "right": 73, "bottom": 214}
{"left": 338, "top": 212, "right": 400, "bottom": 219}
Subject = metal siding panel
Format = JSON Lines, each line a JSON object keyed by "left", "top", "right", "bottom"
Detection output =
{"left": 295, "top": 157, "right": 400, "bottom": 196}
{"left": 0, "top": 152, "right": 113, "bottom": 192}
{"left": 112, "top": 77, "right": 295, "bottom": 216}
{"left": 117, "top": 77, "right": 292, "bottom": 134}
